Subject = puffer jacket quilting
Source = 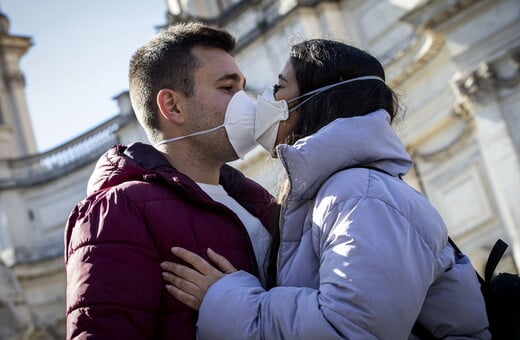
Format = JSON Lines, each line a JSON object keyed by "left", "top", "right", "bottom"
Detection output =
{"left": 196, "top": 110, "right": 490, "bottom": 340}
{"left": 64, "top": 142, "right": 277, "bottom": 339}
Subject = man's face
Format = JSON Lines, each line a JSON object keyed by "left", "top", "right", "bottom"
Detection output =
{"left": 184, "top": 45, "right": 246, "bottom": 162}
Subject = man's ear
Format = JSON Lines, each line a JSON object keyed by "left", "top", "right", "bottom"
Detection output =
{"left": 157, "top": 89, "right": 185, "bottom": 124}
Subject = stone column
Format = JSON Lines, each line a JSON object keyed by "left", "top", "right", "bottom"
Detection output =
{"left": 454, "top": 49, "right": 520, "bottom": 266}
{"left": 0, "top": 12, "right": 37, "bottom": 158}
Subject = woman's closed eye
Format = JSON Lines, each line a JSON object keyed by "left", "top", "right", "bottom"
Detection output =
{"left": 273, "top": 84, "right": 281, "bottom": 94}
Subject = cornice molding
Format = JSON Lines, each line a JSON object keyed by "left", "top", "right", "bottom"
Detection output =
{"left": 0, "top": 33, "right": 31, "bottom": 57}
{"left": 163, "top": 0, "right": 344, "bottom": 54}
{"left": 165, "top": 0, "right": 254, "bottom": 27}
{"left": 164, "top": 0, "right": 341, "bottom": 28}
{"left": 401, "top": 0, "right": 485, "bottom": 30}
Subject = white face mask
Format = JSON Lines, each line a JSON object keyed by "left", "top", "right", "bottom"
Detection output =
{"left": 155, "top": 90, "right": 257, "bottom": 159}
{"left": 254, "top": 75, "right": 386, "bottom": 151}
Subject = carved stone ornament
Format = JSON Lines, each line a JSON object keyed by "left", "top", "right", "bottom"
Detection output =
{"left": 455, "top": 47, "right": 520, "bottom": 103}
{"left": 4, "top": 70, "right": 25, "bottom": 87}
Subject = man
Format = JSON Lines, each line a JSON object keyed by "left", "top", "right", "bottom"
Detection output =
{"left": 64, "top": 23, "right": 276, "bottom": 339}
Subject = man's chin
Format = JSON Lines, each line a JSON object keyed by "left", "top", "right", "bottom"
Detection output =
{"left": 223, "top": 149, "right": 240, "bottom": 164}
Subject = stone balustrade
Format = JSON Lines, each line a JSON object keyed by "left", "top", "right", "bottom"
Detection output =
{"left": 0, "top": 113, "right": 135, "bottom": 188}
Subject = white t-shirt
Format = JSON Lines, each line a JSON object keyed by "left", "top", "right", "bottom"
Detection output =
{"left": 197, "top": 182, "right": 271, "bottom": 286}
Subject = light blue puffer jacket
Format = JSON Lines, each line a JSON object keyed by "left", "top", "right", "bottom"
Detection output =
{"left": 197, "top": 110, "right": 490, "bottom": 339}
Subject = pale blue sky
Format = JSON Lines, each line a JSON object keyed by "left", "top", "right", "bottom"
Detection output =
{"left": 3, "top": 0, "right": 167, "bottom": 151}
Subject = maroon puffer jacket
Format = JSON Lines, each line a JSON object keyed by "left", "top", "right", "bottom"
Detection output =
{"left": 64, "top": 142, "right": 277, "bottom": 339}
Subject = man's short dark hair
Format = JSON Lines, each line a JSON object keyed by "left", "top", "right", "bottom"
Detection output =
{"left": 129, "top": 23, "right": 236, "bottom": 141}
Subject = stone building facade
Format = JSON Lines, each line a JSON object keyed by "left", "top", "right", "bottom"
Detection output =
{"left": 0, "top": 0, "right": 518, "bottom": 338}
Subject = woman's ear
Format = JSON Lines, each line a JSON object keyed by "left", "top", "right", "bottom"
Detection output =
{"left": 157, "top": 89, "right": 185, "bottom": 124}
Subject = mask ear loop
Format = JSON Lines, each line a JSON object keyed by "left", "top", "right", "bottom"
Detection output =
{"left": 286, "top": 75, "right": 385, "bottom": 113}
{"left": 155, "top": 123, "right": 236, "bottom": 146}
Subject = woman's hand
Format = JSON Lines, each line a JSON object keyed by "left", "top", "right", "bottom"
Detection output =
{"left": 160, "top": 247, "right": 237, "bottom": 310}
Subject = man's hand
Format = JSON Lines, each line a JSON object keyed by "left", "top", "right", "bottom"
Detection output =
{"left": 160, "top": 247, "right": 237, "bottom": 310}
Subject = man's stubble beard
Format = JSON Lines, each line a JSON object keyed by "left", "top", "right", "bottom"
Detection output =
{"left": 186, "top": 100, "right": 238, "bottom": 165}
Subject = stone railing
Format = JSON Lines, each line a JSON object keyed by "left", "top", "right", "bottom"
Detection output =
{"left": 0, "top": 113, "right": 135, "bottom": 188}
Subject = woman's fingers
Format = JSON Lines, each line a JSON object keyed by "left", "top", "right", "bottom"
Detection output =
{"left": 160, "top": 261, "right": 201, "bottom": 285}
{"left": 161, "top": 247, "right": 232, "bottom": 310}
{"left": 170, "top": 247, "right": 216, "bottom": 275}
{"left": 162, "top": 271, "right": 199, "bottom": 296}
{"left": 166, "top": 284, "right": 201, "bottom": 311}
{"left": 161, "top": 267, "right": 205, "bottom": 310}
{"left": 207, "top": 248, "right": 237, "bottom": 274}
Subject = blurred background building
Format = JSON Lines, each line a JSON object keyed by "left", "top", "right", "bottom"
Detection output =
{"left": 0, "top": 0, "right": 518, "bottom": 338}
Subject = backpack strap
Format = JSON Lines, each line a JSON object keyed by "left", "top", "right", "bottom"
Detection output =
{"left": 411, "top": 322, "right": 437, "bottom": 340}
{"left": 450, "top": 237, "right": 509, "bottom": 285}
{"left": 449, "top": 237, "right": 484, "bottom": 285}
{"left": 448, "top": 237, "right": 462, "bottom": 253}
{"left": 484, "top": 239, "right": 508, "bottom": 283}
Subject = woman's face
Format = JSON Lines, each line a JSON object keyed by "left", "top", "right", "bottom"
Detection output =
{"left": 273, "top": 58, "right": 301, "bottom": 146}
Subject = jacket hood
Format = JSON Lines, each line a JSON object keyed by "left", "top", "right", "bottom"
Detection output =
{"left": 276, "top": 109, "right": 413, "bottom": 199}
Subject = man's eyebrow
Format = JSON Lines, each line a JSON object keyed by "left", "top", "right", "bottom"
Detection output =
{"left": 278, "top": 74, "right": 288, "bottom": 82}
{"left": 216, "top": 73, "right": 246, "bottom": 88}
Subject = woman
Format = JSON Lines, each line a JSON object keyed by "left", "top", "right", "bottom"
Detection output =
{"left": 161, "top": 39, "right": 490, "bottom": 339}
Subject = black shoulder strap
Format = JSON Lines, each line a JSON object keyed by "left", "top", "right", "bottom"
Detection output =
{"left": 411, "top": 322, "right": 438, "bottom": 340}
{"left": 484, "top": 239, "right": 508, "bottom": 282}
{"left": 448, "top": 237, "right": 463, "bottom": 254}
{"left": 449, "top": 237, "right": 509, "bottom": 285}
{"left": 449, "top": 237, "right": 484, "bottom": 285}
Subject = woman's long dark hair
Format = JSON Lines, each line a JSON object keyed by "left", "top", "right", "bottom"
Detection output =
{"left": 264, "top": 39, "right": 401, "bottom": 289}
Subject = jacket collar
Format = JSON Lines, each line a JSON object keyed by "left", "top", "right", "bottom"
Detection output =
{"left": 276, "top": 110, "right": 413, "bottom": 200}
{"left": 86, "top": 142, "right": 276, "bottom": 233}
{"left": 88, "top": 142, "right": 247, "bottom": 196}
